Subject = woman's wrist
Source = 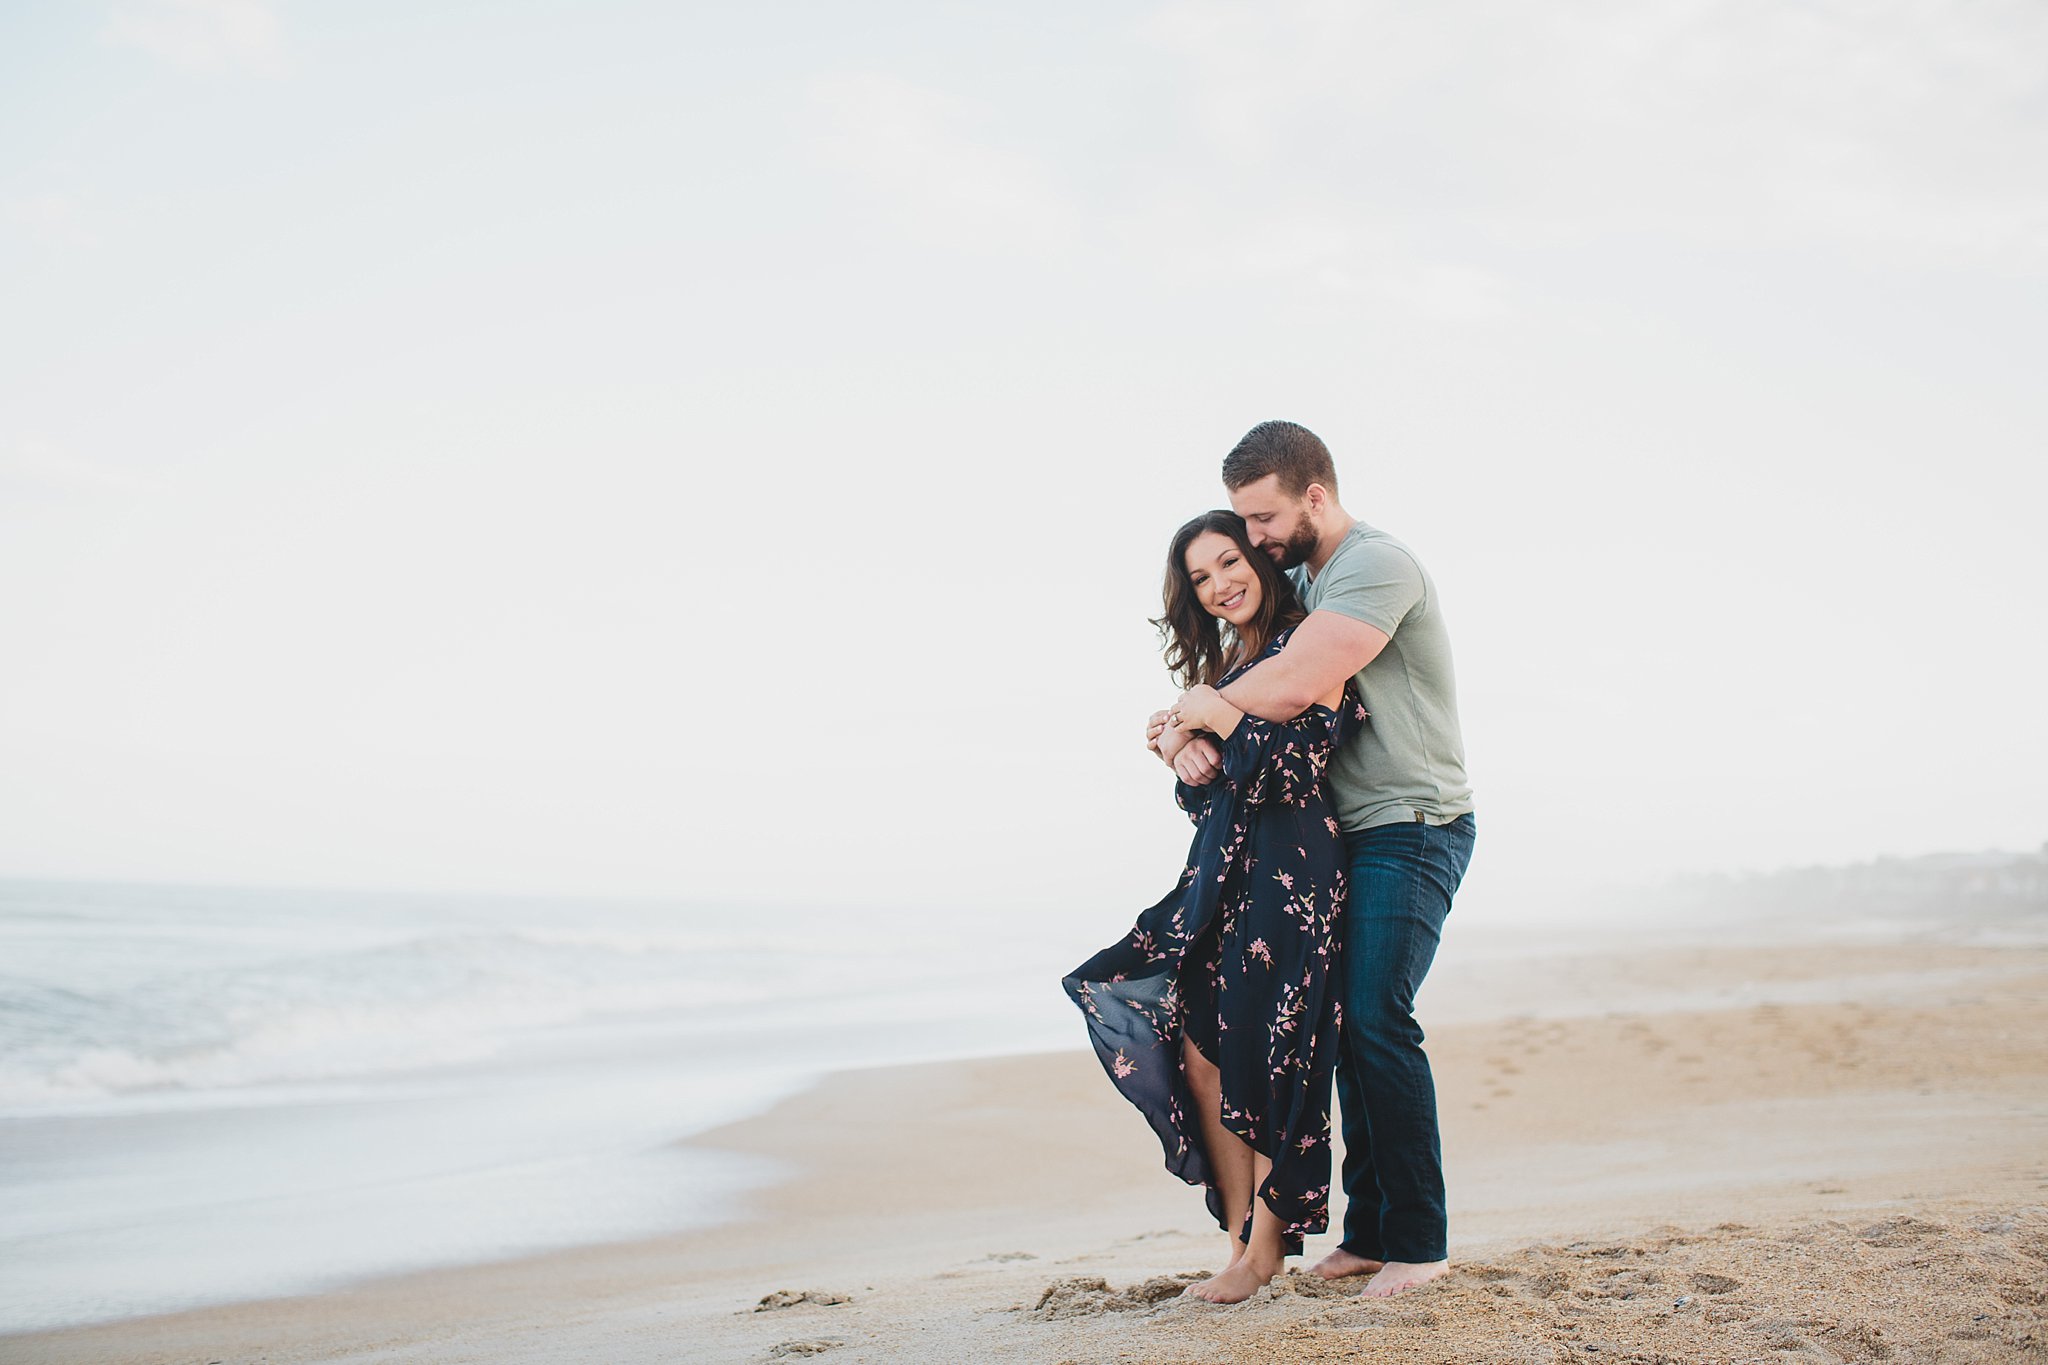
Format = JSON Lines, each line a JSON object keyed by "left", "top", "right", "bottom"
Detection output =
{"left": 1176, "top": 686, "right": 1241, "bottom": 737}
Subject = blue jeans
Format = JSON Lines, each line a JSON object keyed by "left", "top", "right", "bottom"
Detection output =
{"left": 1335, "top": 812, "right": 1475, "bottom": 1264}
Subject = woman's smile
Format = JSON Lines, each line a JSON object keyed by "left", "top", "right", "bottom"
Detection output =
{"left": 1204, "top": 574, "right": 1256, "bottom": 625}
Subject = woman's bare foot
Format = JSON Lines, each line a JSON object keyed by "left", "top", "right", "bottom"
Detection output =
{"left": 1184, "top": 1255, "right": 1281, "bottom": 1304}
{"left": 1308, "top": 1247, "right": 1384, "bottom": 1280}
{"left": 1361, "top": 1259, "right": 1448, "bottom": 1297}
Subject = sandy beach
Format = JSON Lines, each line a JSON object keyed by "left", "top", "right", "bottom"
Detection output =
{"left": 8, "top": 914, "right": 2046, "bottom": 1364}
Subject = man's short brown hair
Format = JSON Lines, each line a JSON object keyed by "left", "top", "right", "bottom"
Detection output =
{"left": 1220, "top": 420, "right": 1338, "bottom": 499}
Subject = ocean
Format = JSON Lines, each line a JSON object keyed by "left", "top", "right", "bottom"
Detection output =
{"left": 0, "top": 878, "right": 1080, "bottom": 1332}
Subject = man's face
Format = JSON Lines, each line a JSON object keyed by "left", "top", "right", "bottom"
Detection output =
{"left": 1227, "top": 473, "right": 1319, "bottom": 571}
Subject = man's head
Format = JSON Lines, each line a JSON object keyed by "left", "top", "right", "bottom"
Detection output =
{"left": 1221, "top": 420, "right": 1339, "bottom": 571}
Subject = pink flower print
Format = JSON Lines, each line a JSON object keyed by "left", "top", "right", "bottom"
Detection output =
{"left": 1325, "top": 816, "right": 1341, "bottom": 836}
{"left": 1112, "top": 1050, "right": 1136, "bottom": 1079}
{"left": 1248, "top": 937, "right": 1273, "bottom": 965}
{"left": 1274, "top": 870, "right": 1294, "bottom": 891}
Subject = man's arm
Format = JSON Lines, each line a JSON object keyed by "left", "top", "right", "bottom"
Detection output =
{"left": 1217, "top": 609, "right": 1389, "bottom": 721}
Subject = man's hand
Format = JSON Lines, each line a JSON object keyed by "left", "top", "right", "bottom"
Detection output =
{"left": 1156, "top": 717, "right": 1195, "bottom": 765}
{"left": 1172, "top": 734, "right": 1223, "bottom": 786}
{"left": 1149, "top": 706, "right": 1222, "bottom": 782}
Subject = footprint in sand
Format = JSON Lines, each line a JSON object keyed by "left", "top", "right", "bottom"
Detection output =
{"left": 769, "top": 1341, "right": 842, "bottom": 1358}
{"left": 1856, "top": 1216, "right": 1947, "bottom": 1247}
{"left": 1581, "top": 1267, "right": 1663, "bottom": 1300}
{"left": 1270, "top": 1271, "right": 1359, "bottom": 1301}
{"left": 1747, "top": 1315, "right": 1825, "bottom": 1354}
{"left": 756, "top": 1290, "right": 852, "bottom": 1312}
{"left": 1027, "top": 1274, "right": 1204, "bottom": 1319}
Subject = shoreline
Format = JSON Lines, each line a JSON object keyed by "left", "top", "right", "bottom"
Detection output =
{"left": 6, "top": 923, "right": 2045, "bottom": 1363}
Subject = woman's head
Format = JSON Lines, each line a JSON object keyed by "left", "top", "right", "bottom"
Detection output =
{"left": 1156, "top": 509, "right": 1306, "bottom": 689}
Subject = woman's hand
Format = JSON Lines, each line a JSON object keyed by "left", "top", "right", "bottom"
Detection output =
{"left": 1150, "top": 708, "right": 1192, "bottom": 767}
{"left": 1173, "top": 684, "right": 1244, "bottom": 738}
{"left": 1150, "top": 701, "right": 1225, "bottom": 781}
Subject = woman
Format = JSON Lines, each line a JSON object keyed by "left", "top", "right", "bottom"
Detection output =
{"left": 1063, "top": 509, "right": 1363, "bottom": 1304}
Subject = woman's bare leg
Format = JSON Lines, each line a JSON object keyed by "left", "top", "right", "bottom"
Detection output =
{"left": 1181, "top": 1037, "right": 1251, "bottom": 1269}
{"left": 1187, "top": 1152, "right": 1288, "bottom": 1304}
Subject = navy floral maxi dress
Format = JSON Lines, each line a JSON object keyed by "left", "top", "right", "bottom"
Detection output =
{"left": 1064, "top": 628, "right": 1364, "bottom": 1253}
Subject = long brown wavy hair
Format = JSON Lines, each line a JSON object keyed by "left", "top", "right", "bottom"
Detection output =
{"left": 1154, "top": 509, "right": 1307, "bottom": 690}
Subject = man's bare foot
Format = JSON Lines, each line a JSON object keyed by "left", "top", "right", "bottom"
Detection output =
{"left": 1361, "top": 1259, "right": 1448, "bottom": 1297}
{"left": 1184, "top": 1256, "right": 1280, "bottom": 1304}
{"left": 1308, "top": 1247, "right": 1385, "bottom": 1280}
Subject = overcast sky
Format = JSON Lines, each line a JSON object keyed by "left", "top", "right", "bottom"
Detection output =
{"left": 3, "top": 0, "right": 2043, "bottom": 922}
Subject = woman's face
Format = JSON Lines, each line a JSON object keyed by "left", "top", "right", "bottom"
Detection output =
{"left": 1184, "top": 529, "right": 1263, "bottom": 630}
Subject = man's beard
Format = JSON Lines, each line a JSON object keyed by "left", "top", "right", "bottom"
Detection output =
{"left": 1264, "top": 520, "right": 1319, "bottom": 570}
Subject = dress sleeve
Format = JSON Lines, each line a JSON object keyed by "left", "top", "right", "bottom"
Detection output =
{"left": 1217, "top": 692, "right": 1357, "bottom": 808}
{"left": 1172, "top": 774, "right": 1217, "bottom": 824}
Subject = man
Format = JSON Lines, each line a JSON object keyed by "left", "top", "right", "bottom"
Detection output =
{"left": 1149, "top": 418, "right": 1476, "bottom": 1298}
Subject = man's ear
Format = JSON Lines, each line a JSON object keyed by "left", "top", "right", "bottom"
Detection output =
{"left": 1304, "top": 482, "right": 1330, "bottom": 514}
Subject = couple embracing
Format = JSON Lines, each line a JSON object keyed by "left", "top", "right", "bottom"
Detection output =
{"left": 1063, "top": 419, "right": 1476, "bottom": 1304}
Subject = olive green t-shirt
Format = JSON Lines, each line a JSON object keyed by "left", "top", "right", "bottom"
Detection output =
{"left": 1292, "top": 522, "right": 1474, "bottom": 831}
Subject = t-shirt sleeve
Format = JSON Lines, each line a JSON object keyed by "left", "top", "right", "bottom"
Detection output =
{"left": 1311, "top": 540, "right": 1424, "bottom": 636}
